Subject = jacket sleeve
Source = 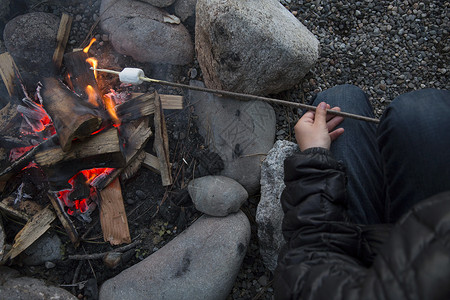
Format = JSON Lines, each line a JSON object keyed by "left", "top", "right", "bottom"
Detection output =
{"left": 274, "top": 148, "right": 450, "bottom": 300}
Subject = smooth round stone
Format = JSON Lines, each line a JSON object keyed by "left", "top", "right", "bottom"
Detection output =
{"left": 188, "top": 175, "right": 248, "bottom": 217}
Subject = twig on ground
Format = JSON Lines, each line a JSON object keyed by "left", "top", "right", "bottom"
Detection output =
{"left": 68, "top": 239, "right": 141, "bottom": 260}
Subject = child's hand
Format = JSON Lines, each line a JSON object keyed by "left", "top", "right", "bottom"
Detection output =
{"left": 294, "top": 102, "right": 345, "bottom": 151}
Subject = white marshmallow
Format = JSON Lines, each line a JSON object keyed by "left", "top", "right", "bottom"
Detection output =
{"left": 119, "top": 68, "right": 145, "bottom": 85}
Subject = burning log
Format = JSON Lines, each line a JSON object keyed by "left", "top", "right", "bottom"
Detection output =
{"left": 153, "top": 93, "right": 173, "bottom": 186}
{"left": 64, "top": 50, "right": 102, "bottom": 106}
{"left": 99, "top": 178, "right": 131, "bottom": 245}
{"left": 40, "top": 77, "right": 102, "bottom": 152}
{"left": 34, "top": 128, "right": 126, "bottom": 190}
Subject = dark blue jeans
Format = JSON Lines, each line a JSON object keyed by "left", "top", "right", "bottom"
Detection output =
{"left": 311, "top": 85, "right": 450, "bottom": 224}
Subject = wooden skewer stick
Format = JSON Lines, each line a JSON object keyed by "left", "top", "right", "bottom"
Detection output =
{"left": 91, "top": 67, "right": 380, "bottom": 124}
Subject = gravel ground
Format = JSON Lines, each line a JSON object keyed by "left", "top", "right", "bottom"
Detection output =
{"left": 5, "top": 0, "right": 449, "bottom": 299}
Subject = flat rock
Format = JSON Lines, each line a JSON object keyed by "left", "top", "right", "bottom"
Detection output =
{"left": 256, "top": 140, "right": 299, "bottom": 272}
{"left": 189, "top": 80, "right": 276, "bottom": 195}
{"left": 195, "top": 0, "right": 319, "bottom": 95}
{"left": 21, "top": 233, "right": 62, "bottom": 266}
{"left": 99, "top": 211, "right": 251, "bottom": 300}
{"left": 100, "top": 0, "right": 193, "bottom": 65}
{"left": 0, "top": 266, "right": 77, "bottom": 300}
{"left": 188, "top": 175, "right": 248, "bottom": 216}
{"left": 139, "top": 0, "right": 176, "bottom": 8}
{"left": 174, "top": 0, "right": 197, "bottom": 21}
{"left": 3, "top": 12, "right": 59, "bottom": 77}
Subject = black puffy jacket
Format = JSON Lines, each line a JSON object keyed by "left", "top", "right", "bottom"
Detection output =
{"left": 274, "top": 148, "right": 450, "bottom": 300}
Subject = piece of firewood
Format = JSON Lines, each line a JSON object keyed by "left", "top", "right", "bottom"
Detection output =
{"left": 2, "top": 206, "right": 55, "bottom": 262}
{"left": 52, "top": 13, "right": 73, "bottom": 71}
{"left": 115, "top": 93, "right": 183, "bottom": 122}
{"left": 34, "top": 128, "right": 126, "bottom": 190}
{"left": 99, "top": 178, "right": 131, "bottom": 245}
{"left": 48, "top": 193, "right": 79, "bottom": 246}
{"left": 153, "top": 92, "right": 173, "bottom": 186}
{"left": 63, "top": 51, "right": 102, "bottom": 105}
{"left": 0, "top": 52, "right": 22, "bottom": 98}
{"left": 142, "top": 152, "right": 161, "bottom": 174}
{"left": 40, "top": 77, "right": 102, "bottom": 152}
{"left": 90, "top": 119, "right": 152, "bottom": 190}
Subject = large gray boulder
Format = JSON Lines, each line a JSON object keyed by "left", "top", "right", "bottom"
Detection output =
{"left": 99, "top": 211, "right": 251, "bottom": 300}
{"left": 188, "top": 175, "right": 248, "bottom": 217}
{"left": 195, "top": 0, "right": 319, "bottom": 95}
{"left": 0, "top": 267, "right": 77, "bottom": 300}
{"left": 100, "top": 0, "right": 193, "bottom": 65}
{"left": 139, "top": 0, "right": 176, "bottom": 8}
{"left": 256, "top": 140, "right": 299, "bottom": 272}
{"left": 189, "top": 80, "right": 276, "bottom": 195}
{"left": 174, "top": 0, "right": 197, "bottom": 22}
{"left": 3, "top": 12, "right": 59, "bottom": 76}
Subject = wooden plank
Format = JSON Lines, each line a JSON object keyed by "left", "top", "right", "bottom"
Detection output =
{"left": 131, "top": 93, "right": 183, "bottom": 110}
{"left": 153, "top": 92, "right": 173, "bottom": 186}
{"left": 3, "top": 206, "right": 55, "bottom": 261}
{"left": 92, "top": 119, "right": 152, "bottom": 190}
{"left": 52, "top": 13, "right": 73, "bottom": 70}
{"left": 99, "top": 178, "right": 131, "bottom": 245}
{"left": 0, "top": 197, "right": 32, "bottom": 221}
{"left": 159, "top": 94, "right": 184, "bottom": 110}
{"left": 0, "top": 53, "right": 20, "bottom": 97}
{"left": 142, "top": 152, "right": 161, "bottom": 174}
{"left": 48, "top": 193, "right": 79, "bottom": 246}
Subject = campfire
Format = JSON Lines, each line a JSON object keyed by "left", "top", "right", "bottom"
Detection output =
{"left": 0, "top": 14, "right": 183, "bottom": 262}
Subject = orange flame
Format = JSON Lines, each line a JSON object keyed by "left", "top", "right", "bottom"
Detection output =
{"left": 85, "top": 85, "right": 99, "bottom": 107}
{"left": 86, "top": 57, "right": 98, "bottom": 79}
{"left": 103, "top": 94, "right": 120, "bottom": 125}
{"left": 83, "top": 38, "right": 97, "bottom": 53}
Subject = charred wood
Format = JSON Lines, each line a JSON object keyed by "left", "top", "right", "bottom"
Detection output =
{"left": 40, "top": 77, "right": 103, "bottom": 152}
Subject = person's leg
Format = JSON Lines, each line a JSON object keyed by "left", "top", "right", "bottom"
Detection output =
{"left": 377, "top": 88, "right": 450, "bottom": 222}
{"left": 311, "top": 85, "right": 385, "bottom": 224}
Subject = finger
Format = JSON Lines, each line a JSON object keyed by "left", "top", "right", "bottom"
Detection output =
{"left": 326, "top": 106, "right": 341, "bottom": 122}
{"left": 314, "top": 102, "right": 327, "bottom": 125}
{"left": 327, "top": 115, "right": 344, "bottom": 131}
{"left": 300, "top": 110, "right": 315, "bottom": 123}
{"left": 330, "top": 127, "right": 345, "bottom": 141}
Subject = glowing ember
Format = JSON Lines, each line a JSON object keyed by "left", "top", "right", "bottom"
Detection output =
{"left": 85, "top": 85, "right": 99, "bottom": 107}
{"left": 9, "top": 146, "right": 35, "bottom": 161}
{"left": 57, "top": 167, "right": 115, "bottom": 216}
{"left": 103, "top": 94, "right": 120, "bottom": 125}
{"left": 83, "top": 38, "right": 97, "bottom": 53}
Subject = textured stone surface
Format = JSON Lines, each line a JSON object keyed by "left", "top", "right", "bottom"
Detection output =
{"left": 174, "top": 0, "right": 197, "bottom": 21}
{"left": 99, "top": 211, "right": 251, "bottom": 300}
{"left": 100, "top": 0, "right": 193, "bottom": 65}
{"left": 256, "top": 140, "right": 300, "bottom": 272}
{"left": 0, "top": 267, "right": 77, "bottom": 300}
{"left": 3, "top": 12, "right": 59, "bottom": 76}
{"left": 189, "top": 80, "right": 276, "bottom": 195}
{"left": 188, "top": 175, "right": 248, "bottom": 216}
{"left": 195, "top": 0, "right": 319, "bottom": 95}
{"left": 21, "top": 233, "right": 62, "bottom": 266}
{"left": 139, "top": 0, "right": 176, "bottom": 8}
